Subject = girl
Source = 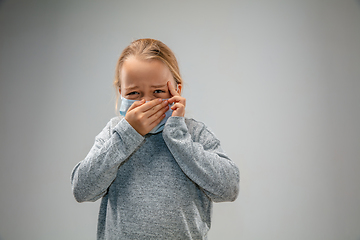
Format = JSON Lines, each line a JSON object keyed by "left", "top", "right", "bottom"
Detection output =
{"left": 71, "top": 38, "right": 240, "bottom": 240}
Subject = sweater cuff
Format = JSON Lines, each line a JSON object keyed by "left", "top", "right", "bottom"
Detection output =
{"left": 112, "top": 118, "right": 145, "bottom": 146}
{"left": 165, "top": 116, "right": 186, "bottom": 128}
{"left": 163, "top": 116, "right": 188, "bottom": 137}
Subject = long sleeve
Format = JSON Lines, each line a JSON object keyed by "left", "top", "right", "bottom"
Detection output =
{"left": 71, "top": 117, "right": 145, "bottom": 203}
{"left": 162, "top": 117, "right": 240, "bottom": 203}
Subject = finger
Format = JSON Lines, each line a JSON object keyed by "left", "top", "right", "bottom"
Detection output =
{"left": 171, "top": 103, "right": 185, "bottom": 117}
{"left": 146, "top": 113, "right": 166, "bottom": 131}
{"left": 142, "top": 99, "right": 169, "bottom": 117}
{"left": 145, "top": 103, "right": 169, "bottom": 120}
{"left": 138, "top": 98, "right": 163, "bottom": 112}
{"left": 148, "top": 105, "right": 169, "bottom": 126}
{"left": 171, "top": 102, "right": 183, "bottom": 110}
{"left": 168, "top": 95, "right": 186, "bottom": 106}
{"left": 142, "top": 106, "right": 168, "bottom": 133}
{"left": 127, "top": 99, "right": 145, "bottom": 112}
{"left": 167, "top": 81, "right": 179, "bottom": 97}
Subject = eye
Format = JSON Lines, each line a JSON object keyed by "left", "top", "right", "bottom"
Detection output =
{"left": 127, "top": 91, "right": 139, "bottom": 95}
{"left": 154, "top": 90, "right": 165, "bottom": 94}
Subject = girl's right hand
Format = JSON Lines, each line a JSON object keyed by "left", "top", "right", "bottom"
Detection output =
{"left": 125, "top": 98, "right": 169, "bottom": 136}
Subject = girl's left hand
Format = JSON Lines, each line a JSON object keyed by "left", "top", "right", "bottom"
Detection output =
{"left": 167, "top": 81, "right": 186, "bottom": 117}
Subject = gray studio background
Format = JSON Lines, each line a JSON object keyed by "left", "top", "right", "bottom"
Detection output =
{"left": 1, "top": 1, "right": 360, "bottom": 239}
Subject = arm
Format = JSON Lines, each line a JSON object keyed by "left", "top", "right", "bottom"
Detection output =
{"left": 162, "top": 117, "right": 240, "bottom": 202}
{"left": 71, "top": 118, "right": 145, "bottom": 202}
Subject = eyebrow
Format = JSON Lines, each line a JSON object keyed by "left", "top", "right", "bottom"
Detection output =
{"left": 150, "top": 84, "right": 167, "bottom": 88}
{"left": 124, "top": 86, "right": 139, "bottom": 91}
{"left": 124, "top": 84, "right": 167, "bottom": 91}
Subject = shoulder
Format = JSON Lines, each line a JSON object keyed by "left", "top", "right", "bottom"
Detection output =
{"left": 96, "top": 116, "right": 123, "bottom": 139}
{"left": 109, "top": 116, "right": 123, "bottom": 129}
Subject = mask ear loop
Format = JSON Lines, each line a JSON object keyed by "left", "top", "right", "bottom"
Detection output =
{"left": 174, "top": 82, "right": 180, "bottom": 94}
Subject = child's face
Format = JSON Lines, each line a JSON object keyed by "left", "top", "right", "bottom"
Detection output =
{"left": 119, "top": 56, "right": 179, "bottom": 101}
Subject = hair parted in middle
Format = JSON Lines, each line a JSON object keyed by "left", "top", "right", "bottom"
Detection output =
{"left": 114, "top": 38, "right": 183, "bottom": 90}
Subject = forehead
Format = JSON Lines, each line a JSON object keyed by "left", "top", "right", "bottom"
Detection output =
{"left": 120, "top": 57, "right": 172, "bottom": 87}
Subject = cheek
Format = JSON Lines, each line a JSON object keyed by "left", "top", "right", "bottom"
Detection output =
{"left": 165, "top": 91, "right": 172, "bottom": 98}
{"left": 154, "top": 92, "right": 171, "bottom": 99}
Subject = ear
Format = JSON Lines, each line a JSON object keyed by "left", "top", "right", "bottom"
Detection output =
{"left": 118, "top": 88, "right": 121, "bottom": 95}
{"left": 176, "top": 83, "right": 182, "bottom": 95}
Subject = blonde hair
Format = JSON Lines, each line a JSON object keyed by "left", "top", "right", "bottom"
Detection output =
{"left": 114, "top": 38, "right": 183, "bottom": 110}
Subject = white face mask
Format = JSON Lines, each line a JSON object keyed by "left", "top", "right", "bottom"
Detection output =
{"left": 119, "top": 97, "right": 173, "bottom": 134}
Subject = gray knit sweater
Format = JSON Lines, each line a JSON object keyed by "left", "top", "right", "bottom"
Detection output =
{"left": 71, "top": 116, "right": 239, "bottom": 240}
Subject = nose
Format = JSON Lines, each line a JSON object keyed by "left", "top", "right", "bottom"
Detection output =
{"left": 141, "top": 94, "right": 156, "bottom": 102}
